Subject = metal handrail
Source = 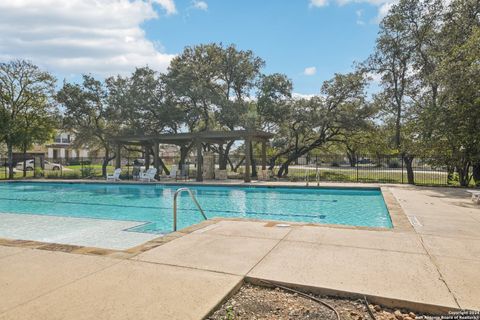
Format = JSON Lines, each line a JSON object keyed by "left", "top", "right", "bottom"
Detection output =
{"left": 173, "top": 187, "right": 207, "bottom": 231}
{"left": 315, "top": 167, "right": 320, "bottom": 186}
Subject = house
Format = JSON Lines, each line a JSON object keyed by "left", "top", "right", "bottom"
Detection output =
{"left": 5, "top": 131, "right": 91, "bottom": 164}
{"left": 45, "top": 132, "right": 89, "bottom": 160}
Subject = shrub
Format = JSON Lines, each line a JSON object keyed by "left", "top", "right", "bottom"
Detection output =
{"left": 34, "top": 167, "right": 44, "bottom": 177}
{"left": 80, "top": 167, "right": 96, "bottom": 178}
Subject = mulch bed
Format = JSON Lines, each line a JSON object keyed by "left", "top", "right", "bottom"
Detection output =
{"left": 208, "top": 283, "right": 423, "bottom": 320}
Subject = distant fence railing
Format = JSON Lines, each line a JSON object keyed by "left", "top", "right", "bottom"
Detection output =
{"left": 0, "top": 153, "right": 462, "bottom": 186}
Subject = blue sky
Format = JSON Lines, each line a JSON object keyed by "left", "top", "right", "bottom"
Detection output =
{"left": 145, "top": 0, "right": 382, "bottom": 94}
{"left": 0, "top": 0, "right": 391, "bottom": 95}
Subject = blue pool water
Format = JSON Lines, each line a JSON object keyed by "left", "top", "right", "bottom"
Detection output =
{"left": 0, "top": 182, "right": 392, "bottom": 233}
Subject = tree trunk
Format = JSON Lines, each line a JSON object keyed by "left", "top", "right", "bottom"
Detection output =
{"left": 7, "top": 143, "right": 14, "bottom": 180}
{"left": 456, "top": 162, "right": 471, "bottom": 187}
{"left": 277, "top": 158, "right": 294, "bottom": 177}
{"left": 447, "top": 166, "right": 455, "bottom": 185}
{"left": 159, "top": 158, "right": 169, "bottom": 175}
{"left": 228, "top": 156, "right": 245, "bottom": 172}
{"left": 178, "top": 145, "right": 189, "bottom": 173}
{"left": 403, "top": 154, "right": 415, "bottom": 185}
{"left": 473, "top": 162, "right": 480, "bottom": 187}
{"left": 346, "top": 151, "right": 357, "bottom": 167}
{"left": 102, "top": 148, "right": 115, "bottom": 178}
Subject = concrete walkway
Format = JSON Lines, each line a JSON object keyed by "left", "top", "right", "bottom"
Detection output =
{"left": 0, "top": 185, "right": 478, "bottom": 319}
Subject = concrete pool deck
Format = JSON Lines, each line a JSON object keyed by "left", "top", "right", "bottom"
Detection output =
{"left": 0, "top": 183, "right": 479, "bottom": 319}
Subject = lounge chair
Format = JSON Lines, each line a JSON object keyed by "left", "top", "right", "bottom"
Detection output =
{"left": 140, "top": 168, "right": 157, "bottom": 182}
{"left": 106, "top": 168, "right": 122, "bottom": 181}
{"left": 467, "top": 190, "right": 480, "bottom": 204}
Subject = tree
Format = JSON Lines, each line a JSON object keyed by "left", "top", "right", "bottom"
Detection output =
{"left": 15, "top": 97, "right": 57, "bottom": 176}
{"left": 107, "top": 67, "right": 183, "bottom": 174}
{"left": 56, "top": 75, "right": 119, "bottom": 177}
{"left": 368, "top": 2, "right": 416, "bottom": 183}
{"left": 271, "top": 71, "right": 372, "bottom": 177}
{"left": 165, "top": 43, "right": 265, "bottom": 170}
{"left": 0, "top": 60, "right": 56, "bottom": 179}
{"left": 427, "top": 0, "right": 480, "bottom": 186}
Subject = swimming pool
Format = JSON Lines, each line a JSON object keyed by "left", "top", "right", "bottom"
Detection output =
{"left": 0, "top": 182, "right": 392, "bottom": 233}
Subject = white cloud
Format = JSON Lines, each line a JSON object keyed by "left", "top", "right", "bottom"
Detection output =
{"left": 376, "top": 1, "right": 398, "bottom": 22}
{"left": 310, "top": 0, "right": 397, "bottom": 22}
{"left": 0, "top": 0, "right": 177, "bottom": 77}
{"left": 154, "top": 0, "right": 177, "bottom": 15}
{"left": 192, "top": 0, "right": 208, "bottom": 11}
{"left": 356, "top": 9, "right": 365, "bottom": 25}
{"left": 303, "top": 66, "right": 317, "bottom": 76}
{"left": 309, "top": 0, "right": 329, "bottom": 7}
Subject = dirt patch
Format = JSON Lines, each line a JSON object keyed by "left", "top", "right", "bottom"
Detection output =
{"left": 208, "top": 284, "right": 424, "bottom": 320}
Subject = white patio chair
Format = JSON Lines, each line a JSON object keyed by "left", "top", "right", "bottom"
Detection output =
{"left": 106, "top": 168, "right": 122, "bottom": 181}
{"left": 140, "top": 168, "right": 157, "bottom": 182}
{"left": 467, "top": 190, "right": 480, "bottom": 204}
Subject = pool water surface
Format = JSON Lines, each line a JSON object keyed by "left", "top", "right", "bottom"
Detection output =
{"left": 0, "top": 182, "right": 392, "bottom": 233}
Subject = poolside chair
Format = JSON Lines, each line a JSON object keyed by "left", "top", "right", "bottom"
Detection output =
{"left": 140, "top": 168, "right": 157, "bottom": 182}
{"left": 106, "top": 168, "right": 122, "bottom": 181}
{"left": 467, "top": 190, "right": 480, "bottom": 204}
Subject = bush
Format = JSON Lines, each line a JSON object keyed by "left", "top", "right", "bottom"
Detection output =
{"left": 331, "top": 161, "right": 340, "bottom": 167}
{"left": 80, "top": 167, "right": 96, "bottom": 177}
{"left": 34, "top": 167, "right": 44, "bottom": 177}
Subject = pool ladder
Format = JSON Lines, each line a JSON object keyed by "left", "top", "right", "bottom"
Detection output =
{"left": 173, "top": 188, "right": 208, "bottom": 231}
{"left": 305, "top": 167, "right": 320, "bottom": 186}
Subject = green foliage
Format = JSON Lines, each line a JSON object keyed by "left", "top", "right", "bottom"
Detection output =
{"left": 0, "top": 60, "right": 56, "bottom": 178}
{"left": 34, "top": 167, "right": 44, "bottom": 177}
{"left": 270, "top": 70, "right": 373, "bottom": 177}
{"left": 80, "top": 166, "right": 96, "bottom": 178}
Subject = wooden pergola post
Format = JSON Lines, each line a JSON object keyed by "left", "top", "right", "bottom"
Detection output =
{"left": 153, "top": 142, "right": 160, "bottom": 174}
{"left": 244, "top": 137, "right": 251, "bottom": 183}
{"left": 144, "top": 144, "right": 150, "bottom": 170}
{"left": 196, "top": 140, "right": 203, "bottom": 182}
{"left": 115, "top": 144, "right": 121, "bottom": 169}
{"left": 261, "top": 140, "right": 267, "bottom": 170}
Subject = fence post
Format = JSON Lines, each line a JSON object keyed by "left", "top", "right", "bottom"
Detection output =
{"left": 356, "top": 157, "right": 359, "bottom": 182}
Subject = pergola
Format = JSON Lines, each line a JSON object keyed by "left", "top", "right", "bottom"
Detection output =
{"left": 111, "top": 130, "right": 273, "bottom": 182}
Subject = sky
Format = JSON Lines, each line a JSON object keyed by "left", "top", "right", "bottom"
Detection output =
{"left": 0, "top": 0, "right": 395, "bottom": 96}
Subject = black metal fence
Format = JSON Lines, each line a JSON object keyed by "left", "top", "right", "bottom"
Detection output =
{"left": 0, "top": 153, "right": 459, "bottom": 186}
